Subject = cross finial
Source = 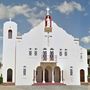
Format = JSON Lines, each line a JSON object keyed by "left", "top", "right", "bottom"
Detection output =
{"left": 46, "top": 7, "right": 50, "bottom": 15}
{"left": 9, "top": 18, "right": 12, "bottom": 21}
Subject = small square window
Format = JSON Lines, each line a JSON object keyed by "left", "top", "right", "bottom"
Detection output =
{"left": 65, "top": 49, "right": 67, "bottom": 56}
{"left": 34, "top": 48, "right": 38, "bottom": 56}
{"left": 29, "top": 51, "right": 32, "bottom": 55}
{"left": 23, "top": 66, "right": 26, "bottom": 76}
{"left": 34, "top": 51, "right": 37, "bottom": 56}
{"left": 70, "top": 66, "right": 73, "bottom": 76}
{"left": 59, "top": 49, "right": 62, "bottom": 56}
{"left": 29, "top": 48, "right": 32, "bottom": 56}
{"left": 65, "top": 52, "right": 67, "bottom": 56}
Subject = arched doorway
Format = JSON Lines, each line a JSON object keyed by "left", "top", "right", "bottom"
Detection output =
{"left": 36, "top": 66, "right": 43, "bottom": 82}
{"left": 45, "top": 66, "right": 52, "bottom": 82}
{"left": 54, "top": 66, "right": 61, "bottom": 82}
{"left": 45, "top": 69, "right": 48, "bottom": 82}
{"left": 80, "top": 69, "right": 85, "bottom": 82}
{"left": 7, "top": 68, "right": 13, "bottom": 82}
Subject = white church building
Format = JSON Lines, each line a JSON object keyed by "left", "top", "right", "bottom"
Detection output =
{"left": 2, "top": 8, "right": 88, "bottom": 85}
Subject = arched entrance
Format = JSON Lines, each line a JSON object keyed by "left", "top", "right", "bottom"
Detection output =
{"left": 80, "top": 69, "right": 85, "bottom": 82}
{"left": 54, "top": 66, "right": 61, "bottom": 82}
{"left": 36, "top": 66, "right": 43, "bottom": 82}
{"left": 7, "top": 68, "right": 13, "bottom": 82}
{"left": 45, "top": 66, "right": 52, "bottom": 82}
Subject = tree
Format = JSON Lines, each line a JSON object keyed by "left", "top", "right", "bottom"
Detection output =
{"left": 0, "top": 62, "right": 2, "bottom": 69}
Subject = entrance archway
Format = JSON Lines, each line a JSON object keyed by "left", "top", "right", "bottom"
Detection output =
{"left": 7, "top": 68, "right": 13, "bottom": 82}
{"left": 45, "top": 66, "right": 52, "bottom": 82}
{"left": 36, "top": 66, "right": 43, "bottom": 82}
{"left": 80, "top": 69, "right": 85, "bottom": 82}
{"left": 54, "top": 66, "right": 61, "bottom": 82}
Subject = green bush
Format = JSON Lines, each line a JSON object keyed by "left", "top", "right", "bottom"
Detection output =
{"left": 0, "top": 74, "right": 3, "bottom": 84}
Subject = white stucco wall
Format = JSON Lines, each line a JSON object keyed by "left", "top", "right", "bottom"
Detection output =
{"left": 2, "top": 18, "right": 88, "bottom": 85}
{"left": 15, "top": 21, "right": 88, "bottom": 85}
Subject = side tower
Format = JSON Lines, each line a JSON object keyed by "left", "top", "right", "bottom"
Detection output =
{"left": 2, "top": 19, "right": 17, "bottom": 83}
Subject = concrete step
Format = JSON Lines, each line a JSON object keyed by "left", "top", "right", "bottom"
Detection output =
{"left": 2, "top": 82, "right": 15, "bottom": 86}
{"left": 81, "top": 82, "right": 88, "bottom": 85}
{"left": 32, "top": 82, "right": 66, "bottom": 86}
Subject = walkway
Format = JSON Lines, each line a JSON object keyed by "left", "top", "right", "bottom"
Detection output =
{"left": 0, "top": 85, "right": 89, "bottom": 90}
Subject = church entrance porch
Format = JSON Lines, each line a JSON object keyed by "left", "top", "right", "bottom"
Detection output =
{"left": 45, "top": 66, "right": 52, "bottom": 82}
{"left": 34, "top": 63, "right": 63, "bottom": 84}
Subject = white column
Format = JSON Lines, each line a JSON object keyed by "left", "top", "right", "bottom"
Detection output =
{"left": 43, "top": 68, "right": 45, "bottom": 83}
{"left": 35, "top": 70, "right": 37, "bottom": 83}
{"left": 52, "top": 67, "right": 54, "bottom": 83}
{"left": 33, "top": 70, "right": 36, "bottom": 83}
{"left": 61, "top": 70, "right": 63, "bottom": 83}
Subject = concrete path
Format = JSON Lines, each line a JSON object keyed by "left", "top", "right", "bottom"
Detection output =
{"left": 0, "top": 85, "right": 89, "bottom": 90}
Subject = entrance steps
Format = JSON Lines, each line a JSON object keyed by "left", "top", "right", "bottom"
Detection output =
{"left": 81, "top": 82, "right": 88, "bottom": 85}
{"left": 32, "top": 82, "right": 66, "bottom": 86}
{"left": 1, "top": 82, "right": 15, "bottom": 86}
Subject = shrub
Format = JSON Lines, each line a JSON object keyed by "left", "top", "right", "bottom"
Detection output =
{"left": 0, "top": 74, "right": 3, "bottom": 84}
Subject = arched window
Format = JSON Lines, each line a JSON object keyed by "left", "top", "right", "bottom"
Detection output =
{"left": 8, "top": 30, "right": 12, "bottom": 39}
{"left": 59, "top": 49, "right": 62, "bottom": 56}
{"left": 70, "top": 66, "right": 73, "bottom": 76}
{"left": 29, "top": 48, "right": 32, "bottom": 56}
{"left": 43, "top": 48, "right": 47, "bottom": 61}
{"left": 65, "top": 49, "right": 67, "bottom": 56}
{"left": 50, "top": 48, "right": 54, "bottom": 60}
{"left": 23, "top": 66, "right": 26, "bottom": 76}
{"left": 34, "top": 48, "right": 38, "bottom": 56}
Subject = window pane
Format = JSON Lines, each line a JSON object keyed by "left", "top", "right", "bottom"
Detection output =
{"left": 65, "top": 49, "right": 67, "bottom": 56}
{"left": 59, "top": 49, "right": 62, "bottom": 56}
{"left": 65, "top": 52, "right": 67, "bottom": 56}
{"left": 29, "top": 51, "right": 32, "bottom": 55}
{"left": 43, "top": 51, "right": 47, "bottom": 60}
{"left": 70, "top": 66, "right": 73, "bottom": 76}
{"left": 43, "top": 48, "right": 47, "bottom": 50}
{"left": 70, "top": 69, "right": 73, "bottom": 75}
{"left": 59, "top": 52, "right": 62, "bottom": 56}
{"left": 8, "top": 30, "right": 12, "bottom": 39}
{"left": 50, "top": 51, "right": 54, "bottom": 60}
{"left": 34, "top": 51, "right": 37, "bottom": 56}
{"left": 23, "top": 66, "right": 26, "bottom": 76}
{"left": 34, "top": 48, "right": 37, "bottom": 56}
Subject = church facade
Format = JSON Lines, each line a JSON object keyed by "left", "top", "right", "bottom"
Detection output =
{"left": 2, "top": 8, "right": 88, "bottom": 85}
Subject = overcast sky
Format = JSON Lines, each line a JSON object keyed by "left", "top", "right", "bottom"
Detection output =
{"left": 0, "top": 0, "right": 90, "bottom": 60}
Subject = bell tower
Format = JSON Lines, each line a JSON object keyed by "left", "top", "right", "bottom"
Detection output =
{"left": 44, "top": 8, "right": 52, "bottom": 32}
{"left": 2, "top": 18, "right": 17, "bottom": 83}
